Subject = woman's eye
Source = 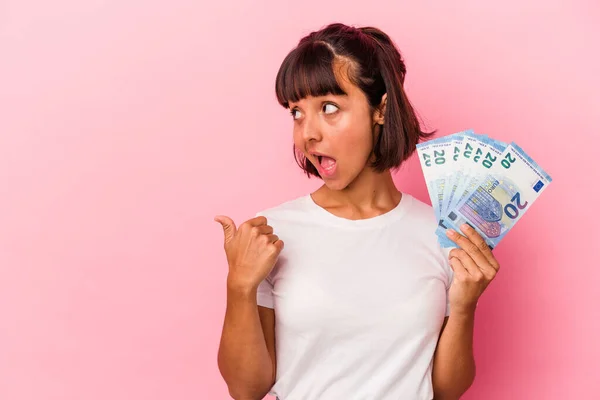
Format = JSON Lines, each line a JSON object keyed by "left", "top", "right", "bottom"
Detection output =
{"left": 290, "top": 109, "right": 301, "bottom": 120}
{"left": 323, "top": 103, "right": 339, "bottom": 114}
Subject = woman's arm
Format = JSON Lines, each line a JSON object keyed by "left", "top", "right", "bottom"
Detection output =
{"left": 432, "top": 311, "right": 476, "bottom": 400}
{"left": 217, "top": 282, "right": 276, "bottom": 400}
{"left": 432, "top": 224, "right": 501, "bottom": 399}
{"left": 214, "top": 215, "right": 282, "bottom": 399}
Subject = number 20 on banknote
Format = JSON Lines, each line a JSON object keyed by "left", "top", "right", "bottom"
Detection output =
{"left": 436, "top": 143, "right": 553, "bottom": 249}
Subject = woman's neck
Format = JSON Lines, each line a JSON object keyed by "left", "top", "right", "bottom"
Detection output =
{"left": 312, "top": 168, "right": 402, "bottom": 219}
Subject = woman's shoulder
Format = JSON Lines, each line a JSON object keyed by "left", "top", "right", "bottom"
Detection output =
{"left": 403, "top": 194, "right": 453, "bottom": 260}
{"left": 403, "top": 193, "right": 439, "bottom": 227}
{"left": 254, "top": 194, "right": 312, "bottom": 219}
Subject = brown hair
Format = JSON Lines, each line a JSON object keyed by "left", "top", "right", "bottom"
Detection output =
{"left": 275, "top": 23, "right": 435, "bottom": 178}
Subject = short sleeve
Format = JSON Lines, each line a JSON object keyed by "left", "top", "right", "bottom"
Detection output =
{"left": 256, "top": 276, "right": 275, "bottom": 309}
{"left": 441, "top": 247, "right": 454, "bottom": 317}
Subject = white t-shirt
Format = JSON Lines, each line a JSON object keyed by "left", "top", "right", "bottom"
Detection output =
{"left": 255, "top": 192, "right": 453, "bottom": 400}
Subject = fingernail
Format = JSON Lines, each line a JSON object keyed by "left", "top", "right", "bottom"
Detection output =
{"left": 446, "top": 229, "right": 456, "bottom": 237}
{"left": 461, "top": 223, "right": 470, "bottom": 230}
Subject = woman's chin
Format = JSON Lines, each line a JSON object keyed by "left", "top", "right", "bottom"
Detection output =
{"left": 321, "top": 176, "right": 349, "bottom": 191}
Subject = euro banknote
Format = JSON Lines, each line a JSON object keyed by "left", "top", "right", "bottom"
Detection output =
{"left": 417, "top": 131, "right": 552, "bottom": 249}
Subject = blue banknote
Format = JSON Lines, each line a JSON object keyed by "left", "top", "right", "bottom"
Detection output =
{"left": 447, "top": 134, "right": 507, "bottom": 213}
{"left": 416, "top": 134, "right": 459, "bottom": 222}
{"left": 434, "top": 142, "right": 552, "bottom": 249}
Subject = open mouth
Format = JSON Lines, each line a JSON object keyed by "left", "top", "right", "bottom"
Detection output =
{"left": 312, "top": 153, "right": 337, "bottom": 176}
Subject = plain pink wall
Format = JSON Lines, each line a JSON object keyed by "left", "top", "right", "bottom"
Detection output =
{"left": 1, "top": 1, "right": 598, "bottom": 399}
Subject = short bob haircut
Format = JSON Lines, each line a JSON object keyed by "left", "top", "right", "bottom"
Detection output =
{"left": 275, "top": 23, "right": 434, "bottom": 179}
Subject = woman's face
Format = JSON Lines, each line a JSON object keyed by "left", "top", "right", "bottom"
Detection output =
{"left": 287, "top": 65, "right": 385, "bottom": 191}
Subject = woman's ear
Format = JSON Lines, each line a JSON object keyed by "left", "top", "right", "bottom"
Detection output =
{"left": 373, "top": 93, "right": 387, "bottom": 125}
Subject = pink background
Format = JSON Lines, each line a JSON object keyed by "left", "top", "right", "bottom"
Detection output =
{"left": 1, "top": 1, "right": 599, "bottom": 399}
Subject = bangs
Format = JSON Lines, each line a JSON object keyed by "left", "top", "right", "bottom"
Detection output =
{"left": 275, "top": 41, "right": 349, "bottom": 108}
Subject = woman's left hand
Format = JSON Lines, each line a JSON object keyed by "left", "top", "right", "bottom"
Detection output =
{"left": 445, "top": 223, "right": 501, "bottom": 315}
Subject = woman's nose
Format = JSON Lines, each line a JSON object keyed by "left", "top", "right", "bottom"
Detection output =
{"left": 300, "top": 113, "right": 323, "bottom": 142}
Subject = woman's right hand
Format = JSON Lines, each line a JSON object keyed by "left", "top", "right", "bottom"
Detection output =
{"left": 214, "top": 215, "right": 284, "bottom": 292}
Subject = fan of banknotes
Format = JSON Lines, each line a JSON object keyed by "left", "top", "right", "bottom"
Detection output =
{"left": 416, "top": 129, "right": 552, "bottom": 249}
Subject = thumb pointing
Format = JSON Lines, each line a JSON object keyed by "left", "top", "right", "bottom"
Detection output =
{"left": 214, "top": 215, "right": 236, "bottom": 245}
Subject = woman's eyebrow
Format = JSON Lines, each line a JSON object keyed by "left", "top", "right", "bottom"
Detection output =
{"left": 288, "top": 93, "right": 349, "bottom": 108}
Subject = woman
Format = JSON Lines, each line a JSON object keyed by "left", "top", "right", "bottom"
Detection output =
{"left": 215, "top": 23, "right": 500, "bottom": 400}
